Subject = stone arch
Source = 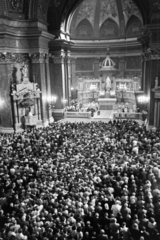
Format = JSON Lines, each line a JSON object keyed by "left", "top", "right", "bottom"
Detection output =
{"left": 126, "top": 15, "right": 142, "bottom": 38}
{"left": 99, "top": 18, "right": 120, "bottom": 39}
{"left": 75, "top": 18, "right": 94, "bottom": 39}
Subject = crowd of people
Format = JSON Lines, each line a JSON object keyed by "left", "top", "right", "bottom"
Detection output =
{"left": 0, "top": 120, "right": 160, "bottom": 240}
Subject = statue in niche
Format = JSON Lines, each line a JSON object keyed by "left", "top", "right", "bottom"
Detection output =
{"left": 21, "top": 63, "right": 29, "bottom": 83}
{"left": 22, "top": 64, "right": 28, "bottom": 78}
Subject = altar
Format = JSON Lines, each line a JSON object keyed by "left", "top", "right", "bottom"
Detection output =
{"left": 98, "top": 98, "right": 117, "bottom": 110}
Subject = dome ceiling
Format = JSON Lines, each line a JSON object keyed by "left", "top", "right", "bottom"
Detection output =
{"left": 70, "top": 0, "right": 143, "bottom": 40}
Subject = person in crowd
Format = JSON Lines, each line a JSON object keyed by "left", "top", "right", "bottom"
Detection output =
{"left": 0, "top": 119, "right": 160, "bottom": 240}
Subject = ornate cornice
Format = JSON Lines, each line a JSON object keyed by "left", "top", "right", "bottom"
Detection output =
{"left": 0, "top": 53, "right": 29, "bottom": 64}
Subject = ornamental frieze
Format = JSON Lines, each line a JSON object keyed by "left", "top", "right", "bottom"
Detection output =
{"left": 0, "top": 53, "right": 29, "bottom": 64}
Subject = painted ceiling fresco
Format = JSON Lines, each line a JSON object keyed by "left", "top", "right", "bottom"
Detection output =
{"left": 100, "top": 0, "right": 119, "bottom": 27}
{"left": 121, "top": 0, "right": 142, "bottom": 24}
{"left": 76, "top": 0, "right": 96, "bottom": 27}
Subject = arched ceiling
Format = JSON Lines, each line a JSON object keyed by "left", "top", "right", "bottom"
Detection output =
{"left": 46, "top": 0, "right": 160, "bottom": 38}
{"left": 0, "top": 0, "right": 158, "bottom": 38}
{"left": 70, "top": 0, "right": 143, "bottom": 40}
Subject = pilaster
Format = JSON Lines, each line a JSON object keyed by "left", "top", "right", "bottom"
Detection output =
{"left": 31, "top": 53, "right": 48, "bottom": 125}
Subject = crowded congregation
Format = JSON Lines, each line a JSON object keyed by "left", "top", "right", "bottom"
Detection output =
{"left": 0, "top": 120, "right": 160, "bottom": 240}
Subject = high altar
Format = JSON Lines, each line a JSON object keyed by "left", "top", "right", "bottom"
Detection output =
{"left": 11, "top": 64, "right": 42, "bottom": 131}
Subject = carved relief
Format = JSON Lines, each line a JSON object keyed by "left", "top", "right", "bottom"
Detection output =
{"left": 100, "top": 19, "right": 119, "bottom": 38}
{"left": 8, "top": 0, "right": 24, "bottom": 13}
{"left": 31, "top": 53, "right": 46, "bottom": 64}
{"left": 76, "top": 58, "right": 93, "bottom": 71}
{"left": 76, "top": 0, "right": 95, "bottom": 27}
{"left": 121, "top": 0, "right": 142, "bottom": 25}
{"left": 126, "top": 56, "right": 142, "bottom": 69}
{"left": 100, "top": 0, "right": 119, "bottom": 27}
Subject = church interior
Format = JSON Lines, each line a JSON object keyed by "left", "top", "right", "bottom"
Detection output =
{"left": 1, "top": 1, "right": 160, "bottom": 240}
{"left": 0, "top": 0, "right": 159, "bottom": 131}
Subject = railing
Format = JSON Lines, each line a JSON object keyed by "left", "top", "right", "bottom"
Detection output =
{"left": 113, "top": 112, "right": 142, "bottom": 119}
{"left": 64, "top": 111, "right": 91, "bottom": 118}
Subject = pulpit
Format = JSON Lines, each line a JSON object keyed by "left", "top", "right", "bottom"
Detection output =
{"left": 11, "top": 64, "right": 42, "bottom": 131}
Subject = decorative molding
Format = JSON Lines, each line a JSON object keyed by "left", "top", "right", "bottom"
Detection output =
{"left": 8, "top": 0, "right": 24, "bottom": 13}
{"left": 0, "top": 53, "right": 29, "bottom": 64}
{"left": 3, "top": 0, "right": 9, "bottom": 16}
{"left": 31, "top": 53, "right": 46, "bottom": 63}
